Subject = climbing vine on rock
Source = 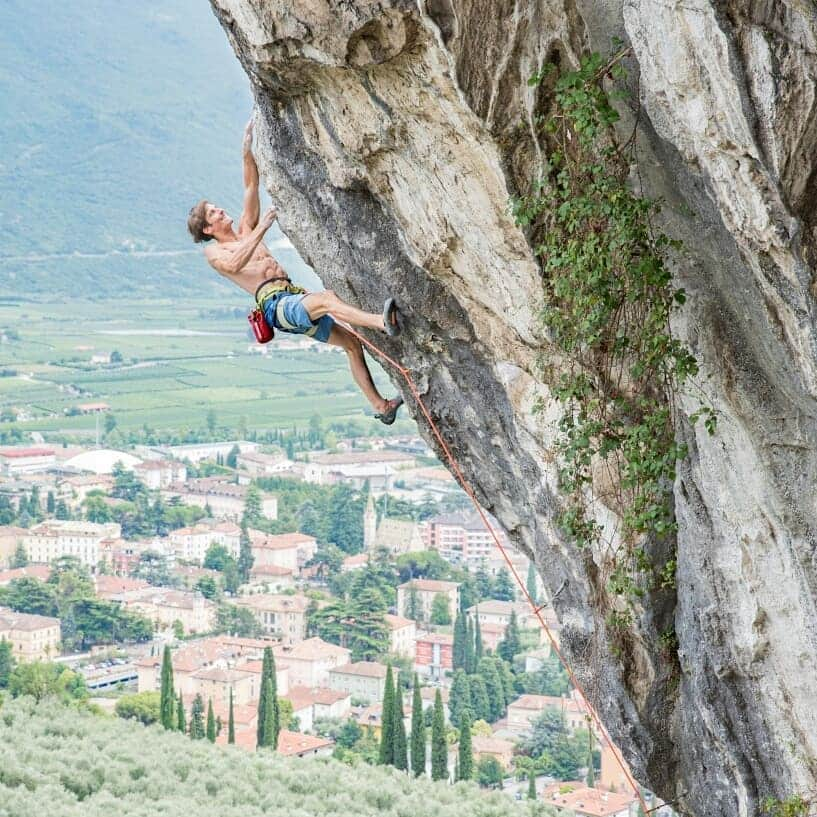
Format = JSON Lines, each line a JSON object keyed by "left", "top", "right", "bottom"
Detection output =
{"left": 512, "top": 50, "right": 715, "bottom": 628}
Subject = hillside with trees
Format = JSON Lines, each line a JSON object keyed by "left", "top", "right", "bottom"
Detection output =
{"left": 0, "top": 698, "right": 557, "bottom": 817}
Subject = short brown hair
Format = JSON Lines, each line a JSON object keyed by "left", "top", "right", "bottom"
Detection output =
{"left": 187, "top": 199, "right": 213, "bottom": 243}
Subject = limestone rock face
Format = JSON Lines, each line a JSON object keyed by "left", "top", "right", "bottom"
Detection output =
{"left": 210, "top": 1, "right": 817, "bottom": 814}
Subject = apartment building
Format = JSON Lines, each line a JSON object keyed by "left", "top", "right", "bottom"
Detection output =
{"left": 327, "top": 661, "right": 395, "bottom": 702}
{"left": 272, "top": 638, "right": 351, "bottom": 687}
{"left": 21, "top": 520, "right": 121, "bottom": 569}
{"left": 420, "top": 511, "right": 511, "bottom": 568}
{"left": 384, "top": 613, "right": 416, "bottom": 659}
{"left": 120, "top": 586, "right": 216, "bottom": 635}
{"left": 234, "top": 593, "right": 310, "bottom": 643}
{"left": 396, "top": 579, "right": 460, "bottom": 623}
{"left": 0, "top": 606, "right": 61, "bottom": 661}
{"left": 162, "top": 478, "right": 277, "bottom": 522}
{"left": 414, "top": 632, "right": 453, "bottom": 681}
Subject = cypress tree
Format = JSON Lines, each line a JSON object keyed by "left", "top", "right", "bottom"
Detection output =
{"left": 379, "top": 664, "right": 396, "bottom": 765}
{"left": 498, "top": 610, "right": 521, "bottom": 663}
{"left": 190, "top": 694, "right": 205, "bottom": 739}
{"left": 393, "top": 676, "right": 408, "bottom": 771}
{"left": 430, "top": 689, "right": 447, "bottom": 781}
{"left": 258, "top": 676, "right": 280, "bottom": 749}
{"left": 257, "top": 646, "right": 279, "bottom": 747}
{"left": 452, "top": 609, "right": 466, "bottom": 670}
{"left": 0, "top": 638, "right": 14, "bottom": 687}
{"left": 470, "top": 675, "right": 490, "bottom": 723}
{"left": 159, "top": 645, "right": 174, "bottom": 729}
{"left": 449, "top": 669, "right": 472, "bottom": 728}
{"left": 526, "top": 561, "right": 539, "bottom": 604}
{"left": 206, "top": 698, "right": 216, "bottom": 743}
{"left": 528, "top": 770, "right": 537, "bottom": 800}
{"left": 176, "top": 691, "right": 186, "bottom": 733}
{"left": 457, "top": 709, "right": 473, "bottom": 781}
{"left": 464, "top": 616, "right": 476, "bottom": 674}
{"left": 410, "top": 675, "right": 425, "bottom": 777}
{"left": 586, "top": 730, "right": 596, "bottom": 787}
{"left": 228, "top": 687, "right": 235, "bottom": 744}
{"left": 238, "top": 523, "right": 254, "bottom": 583}
{"left": 474, "top": 613, "right": 484, "bottom": 662}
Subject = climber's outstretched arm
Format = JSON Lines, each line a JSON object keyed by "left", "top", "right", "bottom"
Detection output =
{"left": 238, "top": 118, "right": 260, "bottom": 235}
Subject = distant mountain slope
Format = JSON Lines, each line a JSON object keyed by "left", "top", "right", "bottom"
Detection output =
{"left": 0, "top": 0, "right": 318, "bottom": 299}
{"left": 0, "top": 700, "right": 530, "bottom": 817}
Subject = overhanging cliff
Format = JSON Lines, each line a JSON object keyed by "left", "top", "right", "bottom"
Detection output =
{"left": 209, "top": 2, "right": 817, "bottom": 814}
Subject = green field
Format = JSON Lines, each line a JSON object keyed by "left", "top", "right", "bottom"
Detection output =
{"left": 0, "top": 297, "right": 414, "bottom": 438}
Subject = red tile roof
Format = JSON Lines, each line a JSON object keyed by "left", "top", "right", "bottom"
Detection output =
{"left": 285, "top": 685, "right": 350, "bottom": 710}
{"left": 0, "top": 564, "right": 51, "bottom": 585}
{"left": 0, "top": 448, "right": 54, "bottom": 458}
{"left": 276, "top": 729, "right": 334, "bottom": 756}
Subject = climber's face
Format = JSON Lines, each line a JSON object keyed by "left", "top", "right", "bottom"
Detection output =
{"left": 203, "top": 202, "right": 233, "bottom": 236}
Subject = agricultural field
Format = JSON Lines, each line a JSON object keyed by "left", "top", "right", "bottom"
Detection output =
{"left": 0, "top": 296, "right": 413, "bottom": 437}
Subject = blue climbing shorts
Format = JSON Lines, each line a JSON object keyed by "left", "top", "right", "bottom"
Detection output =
{"left": 263, "top": 293, "right": 335, "bottom": 343}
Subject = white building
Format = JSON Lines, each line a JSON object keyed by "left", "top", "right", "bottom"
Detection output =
{"left": 384, "top": 613, "right": 416, "bottom": 659}
{"left": 154, "top": 441, "right": 260, "bottom": 464}
{"left": 0, "top": 447, "right": 56, "bottom": 476}
{"left": 133, "top": 459, "right": 187, "bottom": 489}
{"left": 234, "top": 593, "right": 310, "bottom": 643}
{"left": 302, "top": 450, "right": 415, "bottom": 487}
{"left": 273, "top": 638, "right": 351, "bottom": 687}
{"left": 169, "top": 520, "right": 242, "bottom": 562}
{"left": 327, "top": 661, "right": 395, "bottom": 702}
{"left": 0, "top": 606, "right": 61, "bottom": 661}
{"left": 236, "top": 451, "right": 293, "bottom": 477}
{"left": 21, "top": 520, "right": 121, "bottom": 569}
{"left": 162, "top": 478, "right": 277, "bottom": 522}
{"left": 251, "top": 531, "right": 317, "bottom": 572}
{"left": 396, "top": 579, "right": 460, "bottom": 623}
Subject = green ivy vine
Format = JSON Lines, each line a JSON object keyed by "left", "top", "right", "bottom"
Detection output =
{"left": 512, "top": 49, "right": 715, "bottom": 631}
{"left": 761, "top": 796, "right": 811, "bottom": 817}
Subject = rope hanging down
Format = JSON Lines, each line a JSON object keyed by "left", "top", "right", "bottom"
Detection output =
{"left": 334, "top": 316, "right": 650, "bottom": 815}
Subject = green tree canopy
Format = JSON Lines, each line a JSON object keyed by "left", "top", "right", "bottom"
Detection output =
{"left": 477, "top": 756, "right": 504, "bottom": 788}
{"left": 8, "top": 661, "right": 87, "bottom": 703}
{"left": 115, "top": 691, "right": 161, "bottom": 725}
{"left": 430, "top": 593, "right": 451, "bottom": 626}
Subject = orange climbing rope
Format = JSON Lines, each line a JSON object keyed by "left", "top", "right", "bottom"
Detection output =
{"left": 335, "top": 317, "right": 650, "bottom": 815}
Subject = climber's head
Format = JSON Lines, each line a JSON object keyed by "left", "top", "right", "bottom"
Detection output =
{"left": 187, "top": 200, "right": 232, "bottom": 243}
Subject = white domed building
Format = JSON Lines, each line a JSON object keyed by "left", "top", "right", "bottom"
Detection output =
{"left": 64, "top": 449, "right": 142, "bottom": 475}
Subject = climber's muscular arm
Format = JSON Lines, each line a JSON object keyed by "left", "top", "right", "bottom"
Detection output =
{"left": 238, "top": 118, "right": 260, "bottom": 235}
{"left": 205, "top": 208, "right": 277, "bottom": 276}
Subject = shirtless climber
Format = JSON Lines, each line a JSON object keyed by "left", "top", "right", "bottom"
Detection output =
{"left": 186, "top": 119, "right": 403, "bottom": 425}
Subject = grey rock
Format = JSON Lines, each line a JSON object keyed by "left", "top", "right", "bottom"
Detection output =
{"left": 209, "top": 0, "right": 817, "bottom": 814}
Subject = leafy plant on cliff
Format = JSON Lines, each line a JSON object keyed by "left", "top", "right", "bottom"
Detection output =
{"left": 761, "top": 796, "right": 811, "bottom": 817}
{"left": 513, "top": 49, "right": 715, "bottom": 628}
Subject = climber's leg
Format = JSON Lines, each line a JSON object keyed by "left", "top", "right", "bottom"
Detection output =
{"left": 302, "top": 291, "right": 401, "bottom": 336}
{"left": 327, "top": 324, "right": 403, "bottom": 421}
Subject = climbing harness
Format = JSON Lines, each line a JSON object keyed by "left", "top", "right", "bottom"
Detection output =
{"left": 249, "top": 276, "right": 318, "bottom": 342}
{"left": 331, "top": 314, "right": 651, "bottom": 816}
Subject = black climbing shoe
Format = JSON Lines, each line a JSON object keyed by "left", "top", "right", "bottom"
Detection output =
{"left": 375, "top": 396, "right": 403, "bottom": 425}
{"left": 383, "top": 297, "right": 401, "bottom": 337}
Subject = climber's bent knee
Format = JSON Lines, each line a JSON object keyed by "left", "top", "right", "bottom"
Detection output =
{"left": 327, "top": 324, "right": 362, "bottom": 355}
